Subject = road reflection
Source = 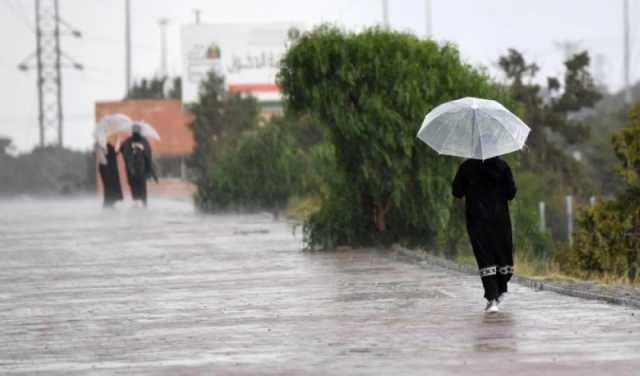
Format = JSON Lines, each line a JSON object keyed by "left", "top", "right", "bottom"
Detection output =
{"left": 472, "top": 312, "right": 518, "bottom": 353}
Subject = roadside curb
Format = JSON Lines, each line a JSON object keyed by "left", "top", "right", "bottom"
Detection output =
{"left": 384, "top": 245, "right": 640, "bottom": 310}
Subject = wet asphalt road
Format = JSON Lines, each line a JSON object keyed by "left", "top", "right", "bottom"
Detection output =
{"left": 0, "top": 198, "right": 639, "bottom": 375}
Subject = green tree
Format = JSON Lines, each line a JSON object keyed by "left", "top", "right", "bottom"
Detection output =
{"left": 188, "top": 71, "right": 259, "bottom": 182}
{"left": 565, "top": 105, "right": 640, "bottom": 280}
{"left": 125, "top": 76, "right": 181, "bottom": 100}
{"left": 197, "top": 119, "right": 304, "bottom": 213}
{"left": 279, "top": 26, "right": 513, "bottom": 248}
{"left": 498, "top": 49, "right": 601, "bottom": 194}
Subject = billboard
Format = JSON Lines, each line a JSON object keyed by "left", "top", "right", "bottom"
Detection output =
{"left": 181, "top": 23, "right": 299, "bottom": 104}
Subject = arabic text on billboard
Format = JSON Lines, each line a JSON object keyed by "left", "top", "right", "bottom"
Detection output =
{"left": 181, "top": 23, "right": 297, "bottom": 103}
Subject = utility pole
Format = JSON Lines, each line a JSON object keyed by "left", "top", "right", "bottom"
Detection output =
{"left": 35, "top": 0, "right": 44, "bottom": 147}
{"left": 566, "top": 195, "right": 574, "bottom": 246}
{"left": 623, "top": 0, "right": 632, "bottom": 104}
{"left": 18, "top": 0, "right": 82, "bottom": 147}
{"left": 125, "top": 0, "right": 131, "bottom": 96}
{"left": 158, "top": 18, "right": 169, "bottom": 77}
{"left": 382, "top": 0, "right": 389, "bottom": 28}
{"left": 54, "top": 0, "right": 63, "bottom": 146}
{"left": 194, "top": 9, "right": 201, "bottom": 25}
{"left": 425, "top": 0, "right": 432, "bottom": 39}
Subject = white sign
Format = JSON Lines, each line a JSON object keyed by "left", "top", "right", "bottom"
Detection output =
{"left": 181, "top": 23, "right": 299, "bottom": 104}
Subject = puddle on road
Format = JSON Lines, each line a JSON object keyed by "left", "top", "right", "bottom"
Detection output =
{"left": 233, "top": 229, "right": 270, "bottom": 235}
{"left": 472, "top": 312, "right": 518, "bottom": 353}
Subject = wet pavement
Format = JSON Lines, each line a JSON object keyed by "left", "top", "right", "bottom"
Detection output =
{"left": 0, "top": 198, "right": 639, "bottom": 375}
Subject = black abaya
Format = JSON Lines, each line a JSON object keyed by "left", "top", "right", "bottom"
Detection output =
{"left": 121, "top": 134, "right": 157, "bottom": 206}
{"left": 98, "top": 143, "right": 123, "bottom": 207}
{"left": 452, "top": 157, "right": 516, "bottom": 301}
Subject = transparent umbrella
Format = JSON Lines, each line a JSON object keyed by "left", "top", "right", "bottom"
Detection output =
{"left": 131, "top": 121, "right": 161, "bottom": 142}
{"left": 95, "top": 113, "right": 133, "bottom": 148}
{"left": 416, "top": 97, "right": 530, "bottom": 160}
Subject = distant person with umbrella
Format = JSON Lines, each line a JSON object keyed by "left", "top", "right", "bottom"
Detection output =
{"left": 96, "top": 133, "right": 123, "bottom": 208}
{"left": 121, "top": 123, "right": 158, "bottom": 206}
{"left": 417, "top": 97, "right": 530, "bottom": 313}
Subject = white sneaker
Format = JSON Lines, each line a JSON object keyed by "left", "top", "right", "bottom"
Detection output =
{"left": 485, "top": 300, "right": 499, "bottom": 313}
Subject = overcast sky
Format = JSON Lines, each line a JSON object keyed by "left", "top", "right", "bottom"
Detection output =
{"left": 0, "top": 0, "right": 634, "bottom": 152}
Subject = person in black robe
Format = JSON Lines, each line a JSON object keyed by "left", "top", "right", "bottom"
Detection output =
{"left": 96, "top": 137, "right": 123, "bottom": 208}
{"left": 121, "top": 125, "right": 158, "bottom": 206}
{"left": 452, "top": 156, "right": 516, "bottom": 311}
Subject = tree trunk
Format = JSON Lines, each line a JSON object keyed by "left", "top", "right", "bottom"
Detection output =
{"left": 374, "top": 199, "right": 392, "bottom": 232}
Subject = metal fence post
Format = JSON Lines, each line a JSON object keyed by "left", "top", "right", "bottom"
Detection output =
{"left": 566, "top": 195, "right": 573, "bottom": 246}
{"left": 539, "top": 201, "right": 546, "bottom": 233}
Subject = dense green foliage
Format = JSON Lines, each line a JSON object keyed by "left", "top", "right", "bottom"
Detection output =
{"left": 563, "top": 105, "right": 640, "bottom": 280}
{"left": 195, "top": 118, "right": 305, "bottom": 212}
{"left": 279, "top": 26, "right": 514, "bottom": 248}
{"left": 190, "top": 71, "right": 310, "bottom": 212}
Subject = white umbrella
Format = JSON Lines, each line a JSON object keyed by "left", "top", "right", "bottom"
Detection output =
{"left": 95, "top": 113, "right": 132, "bottom": 148}
{"left": 131, "top": 121, "right": 161, "bottom": 142}
{"left": 416, "top": 97, "right": 530, "bottom": 160}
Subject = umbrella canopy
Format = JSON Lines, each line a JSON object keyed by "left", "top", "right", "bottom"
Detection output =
{"left": 95, "top": 113, "right": 132, "bottom": 148}
{"left": 416, "top": 97, "right": 530, "bottom": 160}
{"left": 95, "top": 114, "right": 161, "bottom": 148}
{"left": 131, "top": 121, "right": 161, "bottom": 142}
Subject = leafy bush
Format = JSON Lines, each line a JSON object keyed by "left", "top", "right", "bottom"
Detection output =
{"left": 561, "top": 105, "right": 640, "bottom": 280}
{"left": 194, "top": 119, "right": 305, "bottom": 213}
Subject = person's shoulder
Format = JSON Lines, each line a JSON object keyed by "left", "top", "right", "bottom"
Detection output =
{"left": 494, "top": 158, "right": 513, "bottom": 172}
{"left": 457, "top": 159, "right": 469, "bottom": 170}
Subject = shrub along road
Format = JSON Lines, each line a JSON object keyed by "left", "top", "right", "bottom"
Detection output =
{"left": 0, "top": 198, "right": 638, "bottom": 375}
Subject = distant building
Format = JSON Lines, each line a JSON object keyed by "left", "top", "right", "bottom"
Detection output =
{"left": 95, "top": 99, "right": 195, "bottom": 198}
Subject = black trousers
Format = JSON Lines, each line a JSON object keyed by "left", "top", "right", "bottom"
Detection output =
{"left": 99, "top": 163, "right": 123, "bottom": 208}
{"left": 128, "top": 176, "right": 148, "bottom": 206}
{"left": 467, "top": 217, "right": 513, "bottom": 301}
